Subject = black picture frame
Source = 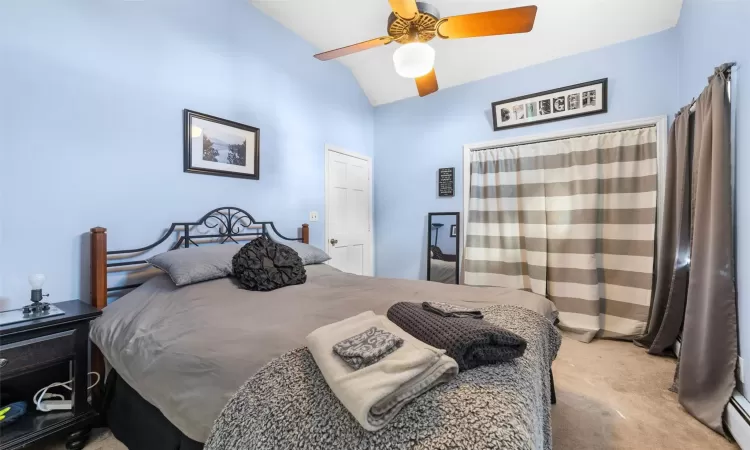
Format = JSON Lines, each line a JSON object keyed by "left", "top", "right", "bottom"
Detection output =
{"left": 183, "top": 109, "right": 260, "bottom": 180}
{"left": 426, "top": 212, "right": 460, "bottom": 285}
{"left": 491, "top": 78, "right": 608, "bottom": 131}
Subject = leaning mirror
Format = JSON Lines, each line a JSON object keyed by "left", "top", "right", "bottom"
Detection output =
{"left": 427, "top": 212, "right": 460, "bottom": 284}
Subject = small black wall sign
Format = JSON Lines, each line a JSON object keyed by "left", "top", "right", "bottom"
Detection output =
{"left": 438, "top": 168, "right": 455, "bottom": 197}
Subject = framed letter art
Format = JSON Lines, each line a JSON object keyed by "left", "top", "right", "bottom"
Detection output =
{"left": 491, "top": 79, "right": 608, "bottom": 131}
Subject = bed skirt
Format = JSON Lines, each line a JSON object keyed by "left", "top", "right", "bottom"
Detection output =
{"left": 102, "top": 370, "right": 204, "bottom": 450}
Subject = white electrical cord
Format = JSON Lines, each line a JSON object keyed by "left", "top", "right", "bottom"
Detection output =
{"left": 33, "top": 372, "right": 100, "bottom": 412}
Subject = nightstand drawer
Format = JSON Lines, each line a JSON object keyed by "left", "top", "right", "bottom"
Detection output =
{"left": 0, "top": 330, "right": 76, "bottom": 377}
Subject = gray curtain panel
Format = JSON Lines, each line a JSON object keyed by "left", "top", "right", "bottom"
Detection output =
{"left": 465, "top": 128, "right": 658, "bottom": 342}
{"left": 635, "top": 65, "right": 737, "bottom": 434}
{"left": 679, "top": 67, "right": 737, "bottom": 434}
{"left": 634, "top": 107, "right": 692, "bottom": 354}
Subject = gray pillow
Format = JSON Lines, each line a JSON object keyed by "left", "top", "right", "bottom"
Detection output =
{"left": 275, "top": 240, "right": 331, "bottom": 265}
{"left": 148, "top": 244, "right": 241, "bottom": 286}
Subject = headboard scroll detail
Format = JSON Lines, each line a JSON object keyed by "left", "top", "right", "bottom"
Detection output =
{"left": 89, "top": 207, "right": 309, "bottom": 309}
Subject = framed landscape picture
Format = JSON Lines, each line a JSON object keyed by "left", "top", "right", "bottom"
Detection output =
{"left": 183, "top": 109, "right": 260, "bottom": 179}
{"left": 491, "top": 79, "right": 607, "bottom": 131}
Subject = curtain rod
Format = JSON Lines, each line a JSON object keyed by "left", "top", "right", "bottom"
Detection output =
{"left": 470, "top": 124, "right": 656, "bottom": 152}
{"left": 686, "top": 62, "right": 735, "bottom": 114}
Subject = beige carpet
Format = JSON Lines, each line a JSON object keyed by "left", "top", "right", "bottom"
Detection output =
{"left": 37, "top": 338, "right": 737, "bottom": 449}
{"left": 551, "top": 337, "right": 737, "bottom": 449}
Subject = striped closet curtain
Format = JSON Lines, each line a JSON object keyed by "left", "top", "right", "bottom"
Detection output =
{"left": 465, "top": 128, "right": 658, "bottom": 342}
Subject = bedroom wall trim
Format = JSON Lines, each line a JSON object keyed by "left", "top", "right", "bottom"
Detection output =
{"left": 461, "top": 115, "right": 669, "bottom": 265}
{"left": 324, "top": 144, "right": 375, "bottom": 276}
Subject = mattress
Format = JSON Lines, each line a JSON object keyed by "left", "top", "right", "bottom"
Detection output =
{"left": 90, "top": 264, "right": 557, "bottom": 443}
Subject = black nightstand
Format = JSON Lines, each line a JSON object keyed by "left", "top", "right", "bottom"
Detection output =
{"left": 0, "top": 301, "right": 101, "bottom": 450}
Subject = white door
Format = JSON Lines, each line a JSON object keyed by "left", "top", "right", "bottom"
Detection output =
{"left": 325, "top": 147, "right": 372, "bottom": 276}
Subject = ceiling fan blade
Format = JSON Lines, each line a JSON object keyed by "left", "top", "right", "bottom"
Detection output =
{"left": 314, "top": 37, "right": 393, "bottom": 61}
{"left": 415, "top": 69, "right": 438, "bottom": 97}
{"left": 436, "top": 5, "right": 537, "bottom": 39}
{"left": 389, "top": 0, "right": 419, "bottom": 20}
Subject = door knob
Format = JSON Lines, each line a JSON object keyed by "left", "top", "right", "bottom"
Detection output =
{"left": 330, "top": 238, "right": 338, "bottom": 246}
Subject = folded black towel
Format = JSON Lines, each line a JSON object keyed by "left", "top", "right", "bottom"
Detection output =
{"left": 387, "top": 302, "right": 526, "bottom": 370}
{"left": 422, "top": 302, "right": 484, "bottom": 319}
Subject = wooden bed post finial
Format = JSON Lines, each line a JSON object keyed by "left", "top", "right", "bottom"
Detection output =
{"left": 301, "top": 224, "right": 309, "bottom": 244}
{"left": 90, "top": 227, "right": 107, "bottom": 310}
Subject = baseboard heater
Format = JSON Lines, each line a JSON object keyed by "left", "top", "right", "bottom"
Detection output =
{"left": 727, "top": 392, "right": 750, "bottom": 449}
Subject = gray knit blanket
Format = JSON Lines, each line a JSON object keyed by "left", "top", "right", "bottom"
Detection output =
{"left": 205, "top": 305, "right": 561, "bottom": 450}
{"left": 388, "top": 301, "right": 527, "bottom": 370}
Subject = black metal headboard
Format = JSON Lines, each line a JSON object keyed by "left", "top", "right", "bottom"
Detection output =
{"left": 92, "top": 207, "right": 309, "bottom": 296}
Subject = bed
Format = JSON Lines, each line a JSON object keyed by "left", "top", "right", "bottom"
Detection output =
{"left": 86, "top": 207, "right": 560, "bottom": 449}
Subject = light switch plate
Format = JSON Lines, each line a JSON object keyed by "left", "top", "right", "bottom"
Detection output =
{"left": 309, "top": 211, "right": 319, "bottom": 222}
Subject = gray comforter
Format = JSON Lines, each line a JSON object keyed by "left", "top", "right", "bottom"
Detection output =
{"left": 90, "top": 264, "right": 557, "bottom": 443}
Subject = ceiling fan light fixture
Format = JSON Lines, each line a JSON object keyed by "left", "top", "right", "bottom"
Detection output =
{"left": 392, "top": 42, "right": 435, "bottom": 78}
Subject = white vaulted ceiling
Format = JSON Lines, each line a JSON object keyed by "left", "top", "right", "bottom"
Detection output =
{"left": 251, "top": 0, "right": 683, "bottom": 106}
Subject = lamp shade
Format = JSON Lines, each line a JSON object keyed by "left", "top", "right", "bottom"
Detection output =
{"left": 393, "top": 43, "right": 435, "bottom": 78}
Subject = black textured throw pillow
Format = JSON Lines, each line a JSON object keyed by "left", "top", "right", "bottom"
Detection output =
{"left": 232, "top": 237, "right": 307, "bottom": 291}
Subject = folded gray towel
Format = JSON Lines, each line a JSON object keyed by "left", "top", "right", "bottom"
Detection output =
{"left": 388, "top": 302, "right": 526, "bottom": 370}
{"left": 422, "top": 302, "right": 483, "bottom": 319}
{"left": 333, "top": 327, "right": 404, "bottom": 370}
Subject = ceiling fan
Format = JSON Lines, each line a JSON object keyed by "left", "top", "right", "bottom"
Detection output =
{"left": 313, "top": 1, "right": 538, "bottom": 97}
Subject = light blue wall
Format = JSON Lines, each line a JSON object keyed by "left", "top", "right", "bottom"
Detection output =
{"left": 675, "top": 0, "right": 750, "bottom": 387}
{"left": 373, "top": 29, "right": 680, "bottom": 281}
{"left": 0, "top": 0, "right": 374, "bottom": 308}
